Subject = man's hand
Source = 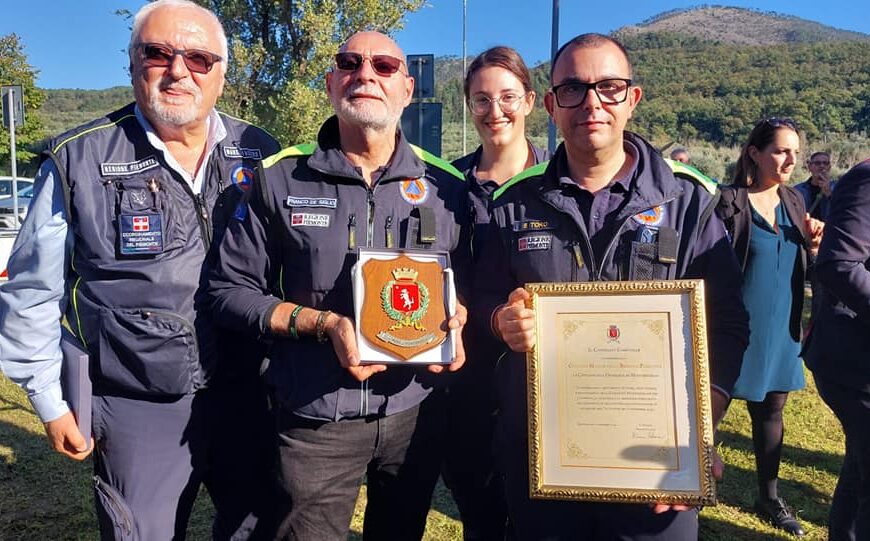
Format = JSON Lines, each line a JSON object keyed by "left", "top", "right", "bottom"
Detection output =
{"left": 650, "top": 448, "right": 724, "bottom": 514}
{"left": 818, "top": 173, "right": 833, "bottom": 197}
{"left": 428, "top": 301, "right": 468, "bottom": 374}
{"left": 44, "top": 412, "right": 93, "bottom": 461}
{"left": 805, "top": 214, "right": 825, "bottom": 257}
{"left": 325, "top": 313, "right": 387, "bottom": 381}
{"left": 495, "top": 288, "right": 536, "bottom": 352}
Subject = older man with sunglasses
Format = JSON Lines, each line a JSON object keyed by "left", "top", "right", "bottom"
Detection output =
{"left": 0, "top": 1, "right": 279, "bottom": 539}
{"left": 473, "top": 33, "right": 748, "bottom": 540}
{"left": 206, "top": 31, "right": 470, "bottom": 540}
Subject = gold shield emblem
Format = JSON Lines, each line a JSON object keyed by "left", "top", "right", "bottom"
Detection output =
{"left": 360, "top": 254, "right": 446, "bottom": 360}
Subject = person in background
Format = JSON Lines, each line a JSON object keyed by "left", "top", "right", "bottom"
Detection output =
{"left": 716, "top": 118, "right": 823, "bottom": 538}
{"left": 206, "top": 31, "right": 470, "bottom": 541}
{"left": 794, "top": 151, "right": 835, "bottom": 221}
{"left": 803, "top": 156, "right": 870, "bottom": 541}
{"left": 670, "top": 146, "right": 691, "bottom": 164}
{"left": 0, "top": 1, "right": 280, "bottom": 538}
{"left": 446, "top": 46, "right": 548, "bottom": 540}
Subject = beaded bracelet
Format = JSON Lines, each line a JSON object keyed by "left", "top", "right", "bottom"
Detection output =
{"left": 316, "top": 310, "right": 332, "bottom": 343}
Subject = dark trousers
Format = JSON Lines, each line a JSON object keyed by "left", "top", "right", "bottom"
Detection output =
{"left": 273, "top": 393, "right": 446, "bottom": 541}
{"left": 815, "top": 375, "right": 870, "bottom": 541}
{"left": 203, "top": 378, "right": 276, "bottom": 541}
{"left": 92, "top": 393, "right": 206, "bottom": 541}
{"left": 91, "top": 385, "right": 275, "bottom": 541}
{"left": 443, "top": 363, "right": 507, "bottom": 540}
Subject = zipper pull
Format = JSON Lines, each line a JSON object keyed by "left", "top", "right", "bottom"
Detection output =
{"left": 385, "top": 215, "right": 394, "bottom": 248}
{"left": 571, "top": 242, "right": 585, "bottom": 269}
{"left": 348, "top": 214, "right": 357, "bottom": 250}
{"left": 196, "top": 193, "right": 209, "bottom": 221}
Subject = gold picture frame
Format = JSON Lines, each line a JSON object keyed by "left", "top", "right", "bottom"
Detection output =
{"left": 526, "top": 279, "right": 716, "bottom": 506}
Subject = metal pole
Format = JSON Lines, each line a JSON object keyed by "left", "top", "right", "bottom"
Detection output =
{"left": 547, "top": 0, "right": 560, "bottom": 153}
{"left": 7, "top": 89, "right": 18, "bottom": 229}
{"left": 462, "top": 0, "right": 467, "bottom": 156}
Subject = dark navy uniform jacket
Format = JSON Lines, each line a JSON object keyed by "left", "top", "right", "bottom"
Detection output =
{"left": 45, "top": 103, "right": 279, "bottom": 397}
{"left": 206, "top": 116, "right": 471, "bottom": 421}
{"left": 473, "top": 132, "right": 748, "bottom": 445}
{"left": 804, "top": 159, "right": 870, "bottom": 393}
{"left": 452, "top": 142, "right": 550, "bottom": 261}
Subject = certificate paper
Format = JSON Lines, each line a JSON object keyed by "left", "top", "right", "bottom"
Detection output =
{"left": 527, "top": 280, "right": 716, "bottom": 506}
{"left": 556, "top": 312, "right": 677, "bottom": 471}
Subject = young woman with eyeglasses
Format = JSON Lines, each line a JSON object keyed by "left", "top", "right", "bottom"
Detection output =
{"left": 716, "top": 118, "right": 824, "bottom": 537}
{"left": 444, "top": 46, "right": 548, "bottom": 540}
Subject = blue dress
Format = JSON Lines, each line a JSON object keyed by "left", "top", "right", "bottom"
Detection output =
{"left": 731, "top": 202, "right": 806, "bottom": 401}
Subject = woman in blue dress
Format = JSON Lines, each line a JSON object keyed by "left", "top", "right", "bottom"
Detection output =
{"left": 716, "top": 118, "right": 824, "bottom": 537}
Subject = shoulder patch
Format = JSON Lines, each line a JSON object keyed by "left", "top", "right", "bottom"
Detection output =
{"left": 409, "top": 144, "right": 465, "bottom": 181}
{"left": 262, "top": 143, "right": 317, "bottom": 169}
{"left": 493, "top": 161, "right": 550, "bottom": 201}
{"left": 665, "top": 158, "right": 718, "bottom": 195}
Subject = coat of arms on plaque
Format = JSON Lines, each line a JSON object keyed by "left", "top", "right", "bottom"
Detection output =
{"left": 356, "top": 251, "right": 451, "bottom": 362}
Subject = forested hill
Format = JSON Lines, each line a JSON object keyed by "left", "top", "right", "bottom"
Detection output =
{"left": 433, "top": 6, "right": 870, "bottom": 152}
{"left": 617, "top": 6, "right": 870, "bottom": 45}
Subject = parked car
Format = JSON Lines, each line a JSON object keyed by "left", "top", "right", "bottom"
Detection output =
{"left": 0, "top": 177, "right": 34, "bottom": 199}
{"left": 0, "top": 181, "right": 34, "bottom": 229}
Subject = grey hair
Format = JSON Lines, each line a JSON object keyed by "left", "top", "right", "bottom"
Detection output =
{"left": 128, "top": 0, "right": 228, "bottom": 72}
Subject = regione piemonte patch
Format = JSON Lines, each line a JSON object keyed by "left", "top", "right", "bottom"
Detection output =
{"left": 290, "top": 213, "right": 330, "bottom": 227}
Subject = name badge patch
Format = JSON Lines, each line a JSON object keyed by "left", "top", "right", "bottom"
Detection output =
{"left": 512, "top": 219, "right": 555, "bottom": 232}
{"left": 632, "top": 206, "right": 666, "bottom": 227}
{"left": 223, "top": 146, "right": 263, "bottom": 160}
{"left": 517, "top": 234, "right": 551, "bottom": 252}
{"left": 100, "top": 157, "right": 159, "bottom": 177}
{"left": 119, "top": 213, "right": 164, "bottom": 254}
{"left": 285, "top": 196, "right": 338, "bottom": 209}
{"left": 291, "top": 213, "right": 330, "bottom": 227}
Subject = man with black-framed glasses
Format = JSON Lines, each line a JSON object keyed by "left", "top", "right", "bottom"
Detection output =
{"left": 472, "top": 33, "right": 748, "bottom": 540}
{"left": 0, "top": 1, "right": 279, "bottom": 539}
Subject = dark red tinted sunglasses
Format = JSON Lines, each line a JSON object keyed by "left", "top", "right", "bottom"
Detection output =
{"left": 334, "top": 52, "right": 405, "bottom": 77}
{"left": 135, "top": 42, "right": 224, "bottom": 74}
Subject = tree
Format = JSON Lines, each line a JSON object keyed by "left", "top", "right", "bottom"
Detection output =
{"left": 0, "top": 34, "right": 46, "bottom": 176}
{"left": 196, "top": 0, "right": 425, "bottom": 145}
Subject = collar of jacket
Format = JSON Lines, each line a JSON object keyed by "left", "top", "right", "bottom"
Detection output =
{"left": 534, "top": 131, "right": 686, "bottom": 222}
{"left": 306, "top": 115, "right": 427, "bottom": 183}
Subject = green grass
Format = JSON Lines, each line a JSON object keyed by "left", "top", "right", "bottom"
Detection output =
{"left": 0, "top": 366, "right": 844, "bottom": 540}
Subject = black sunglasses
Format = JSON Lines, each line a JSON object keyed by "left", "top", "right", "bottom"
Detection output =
{"left": 135, "top": 42, "right": 224, "bottom": 74}
{"left": 334, "top": 52, "right": 405, "bottom": 77}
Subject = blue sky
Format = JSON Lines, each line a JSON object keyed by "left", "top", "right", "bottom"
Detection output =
{"left": 1, "top": 1, "right": 868, "bottom": 89}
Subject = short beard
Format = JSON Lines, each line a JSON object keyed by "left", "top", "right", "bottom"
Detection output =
{"left": 333, "top": 86, "right": 403, "bottom": 132}
{"left": 146, "top": 81, "right": 203, "bottom": 127}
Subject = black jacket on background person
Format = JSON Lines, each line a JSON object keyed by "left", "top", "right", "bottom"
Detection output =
{"left": 804, "top": 159, "right": 870, "bottom": 393}
{"left": 716, "top": 184, "right": 811, "bottom": 343}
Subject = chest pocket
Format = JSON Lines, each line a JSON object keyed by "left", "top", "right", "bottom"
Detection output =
{"left": 282, "top": 206, "right": 351, "bottom": 294}
{"left": 107, "top": 172, "right": 187, "bottom": 257}
{"left": 626, "top": 226, "right": 678, "bottom": 280}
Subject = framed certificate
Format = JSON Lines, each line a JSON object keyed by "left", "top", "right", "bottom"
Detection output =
{"left": 352, "top": 248, "right": 457, "bottom": 364}
{"left": 526, "top": 280, "right": 716, "bottom": 506}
